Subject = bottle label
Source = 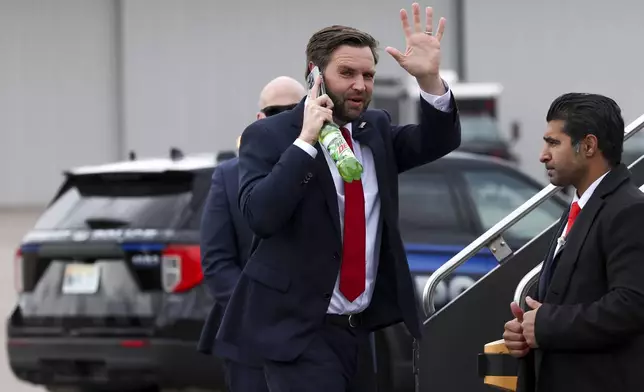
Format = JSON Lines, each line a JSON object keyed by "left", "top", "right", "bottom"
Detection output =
{"left": 320, "top": 128, "right": 354, "bottom": 163}
{"left": 318, "top": 123, "right": 364, "bottom": 182}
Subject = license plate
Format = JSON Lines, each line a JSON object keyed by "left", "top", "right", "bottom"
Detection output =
{"left": 62, "top": 263, "right": 101, "bottom": 294}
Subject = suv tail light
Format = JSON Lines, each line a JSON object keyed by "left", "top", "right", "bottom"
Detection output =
{"left": 161, "top": 245, "right": 203, "bottom": 293}
{"left": 14, "top": 248, "right": 23, "bottom": 293}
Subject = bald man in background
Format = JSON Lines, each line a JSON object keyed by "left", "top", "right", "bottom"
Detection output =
{"left": 256, "top": 76, "right": 307, "bottom": 119}
{"left": 197, "top": 76, "right": 305, "bottom": 391}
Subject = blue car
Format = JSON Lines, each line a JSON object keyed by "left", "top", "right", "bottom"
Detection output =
{"left": 6, "top": 149, "right": 567, "bottom": 392}
{"left": 398, "top": 151, "right": 568, "bottom": 310}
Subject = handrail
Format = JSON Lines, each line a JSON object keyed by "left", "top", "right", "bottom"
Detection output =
{"left": 513, "top": 263, "right": 543, "bottom": 307}
{"left": 422, "top": 112, "right": 644, "bottom": 318}
{"left": 513, "top": 175, "right": 644, "bottom": 307}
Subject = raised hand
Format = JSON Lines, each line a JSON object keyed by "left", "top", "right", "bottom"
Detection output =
{"left": 386, "top": 3, "right": 446, "bottom": 95}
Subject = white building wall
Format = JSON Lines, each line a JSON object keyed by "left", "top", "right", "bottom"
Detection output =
{"left": 120, "top": 0, "right": 457, "bottom": 158}
{"left": 2, "top": 0, "right": 642, "bottom": 206}
{"left": 464, "top": 0, "right": 644, "bottom": 180}
{"left": 0, "top": 0, "right": 119, "bottom": 206}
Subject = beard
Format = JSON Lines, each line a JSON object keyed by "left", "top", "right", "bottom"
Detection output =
{"left": 326, "top": 88, "right": 371, "bottom": 125}
{"left": 546, "top": 161, "right": 586, "bottom": 188}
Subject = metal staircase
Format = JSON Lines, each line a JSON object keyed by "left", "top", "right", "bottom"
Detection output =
{"left": 416, "top": 113, "right": 644, "bottom": 391}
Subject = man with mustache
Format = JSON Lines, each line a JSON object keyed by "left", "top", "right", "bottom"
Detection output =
{"left": 197, "top": 76, "right": 305, "bottom": 392}
{"left": 214, "top": 3, "right": 462, "bottom": 390}
{"left": 503, "top": 93, "right": 644, "bottom": 392}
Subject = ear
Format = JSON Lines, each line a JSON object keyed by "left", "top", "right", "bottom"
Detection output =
{"left": 584, "top": 134, "right": 599, "bottom": 157}
{"left": 308, "top": 62, "right": 315, "bottom": 72}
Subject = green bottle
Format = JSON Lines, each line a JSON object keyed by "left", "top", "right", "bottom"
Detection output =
{"left": 318, "top": 122, "right": 364, "bottom": 183}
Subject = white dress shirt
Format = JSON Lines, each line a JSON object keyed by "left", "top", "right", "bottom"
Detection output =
{"left": 293, "top": 83, "right": 453, "bottom": 315}
{"left": 555, "top": 170, "right": 610, "bottom": 254}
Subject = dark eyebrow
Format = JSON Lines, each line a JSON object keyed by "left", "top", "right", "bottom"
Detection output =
{"left": 543, "top": 136, "right": 559, "bottom": 144}
{"left": 338, "top": 65, "right": 375, "bottom": 77}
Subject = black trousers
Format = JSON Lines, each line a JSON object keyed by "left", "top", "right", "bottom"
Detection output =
{"left": 224, "top": 358, "right": 270, "bottom": 392}
{"left": 263, "top": 320, "right": 377, "bottom": 392}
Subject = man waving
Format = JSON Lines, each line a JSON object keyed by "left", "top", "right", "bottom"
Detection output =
{"left": 215, "top": 4, "right": 461, "bottom": 390}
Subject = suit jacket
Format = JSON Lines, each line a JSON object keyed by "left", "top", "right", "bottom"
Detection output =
{"left": 196, "top": 157, "right": 256, "bottom": 360}
{"left": 213, "top": 95, "right": 461, "bottom": 364}
{"left": 517, "top": 164, "right": 644, "bottom": 392}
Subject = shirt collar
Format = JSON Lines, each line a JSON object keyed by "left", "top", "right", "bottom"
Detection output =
{"left": 574, "top": 170, "right": 610, "bottom": 209}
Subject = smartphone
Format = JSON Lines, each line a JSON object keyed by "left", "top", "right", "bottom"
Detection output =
{"left": 306, "top": 65, "right": 326, "bottom": 98}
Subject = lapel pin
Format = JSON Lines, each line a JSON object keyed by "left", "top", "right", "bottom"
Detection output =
{"left": 359, "top": 122, "right": 366, "bottom": 129}
{"left": 557, "top": 236, "right": 566, "bottom": 248}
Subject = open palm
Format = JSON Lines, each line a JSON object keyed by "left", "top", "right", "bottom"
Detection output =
{"left": 386, "top": 3, "right": 446, "bottom": 78}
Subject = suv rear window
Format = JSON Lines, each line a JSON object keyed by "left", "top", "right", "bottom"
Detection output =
{"left": 34, "top": 171, "right": 200, "bottom": 230}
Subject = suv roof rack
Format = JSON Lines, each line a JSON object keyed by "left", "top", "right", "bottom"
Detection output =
{"left": 170, "top": 147, "right": 184, "bottom": 161}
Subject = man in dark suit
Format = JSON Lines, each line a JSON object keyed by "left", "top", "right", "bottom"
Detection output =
{"left": 503, "top": 92, "right": 644, "bottom": 392}
{"left": 197, "top": 76, "right": 306, "bottom": 391}
{"left": 214, "top": 4, "right": 461, "bottom": 390}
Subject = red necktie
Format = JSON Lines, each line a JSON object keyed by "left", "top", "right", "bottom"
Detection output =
{"left": 564, "top": 201, "right": 581, "bottom": 237}
{"left": 339, "top": 127, "right": 366, "bottom": 302}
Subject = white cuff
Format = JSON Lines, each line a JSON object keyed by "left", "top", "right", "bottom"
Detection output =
{"left": 419, "top": 79, "right": 453, "bottom": 113}
{"left": 293, "top": 138, "right": 318, "bottom": 158}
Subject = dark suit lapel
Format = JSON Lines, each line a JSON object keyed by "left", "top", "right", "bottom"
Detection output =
{"left": 289, "top": 98, "right": 342, "bottom": 243}
{"left": 535, "top": 193, "right": 599, "bottom": 379}
{"left": 287, "top": 106, "right": 390, "bottom": 244}
{"left": 544, "top": 164, "right": 631, "bottom": 304}
{"left": 313, "top": 143, "right": 342, "bottom": 242}
{"left": 352, "top": 117, "right": 388, "bottom": 211}
{"left": 312, "top": 115, "right": 389, "bottom": 244}
{"left": 537, "top": 208, "right": 568, "bottom": 301}
{"left": 545, "top": 197, "right": 603, "bottom": 303}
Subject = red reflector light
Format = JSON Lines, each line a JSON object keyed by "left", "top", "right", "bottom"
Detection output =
{"left": 490, "top": 149, "right": 507, "bottom": 158}
{"left": 14, "top": 248, "right": 23, "bottom": 293}
{"left": 161, "top": 245, "right": 203, "bottom": 293}
{"left": 8, "top": 338, "right": 28, "bottom": 346}
{"left": 120, "top": 339, "right": 147, "bottom": 348}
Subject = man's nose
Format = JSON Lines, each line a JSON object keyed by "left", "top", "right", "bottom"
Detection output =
{"left": 352, "top": 76, "right": 366, "bottom": 91}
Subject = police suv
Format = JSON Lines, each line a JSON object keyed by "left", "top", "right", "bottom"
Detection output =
{"left": 8, "top": 150, "right": 221, "bottom": 392}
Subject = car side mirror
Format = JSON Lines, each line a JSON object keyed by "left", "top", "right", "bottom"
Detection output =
{"left": 510, "top": 121, "right": 521, "bottom": 144}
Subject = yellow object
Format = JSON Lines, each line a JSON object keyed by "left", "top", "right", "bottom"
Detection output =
{"left": 482, "top": 339, "right": 518, "bottom": 391}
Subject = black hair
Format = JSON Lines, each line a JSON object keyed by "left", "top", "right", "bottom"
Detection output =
{"left": 305, "top": 25, "right": 379, "bottom": 79}
{"left": 546, "top": 93, "right": 624, "bottom": 166}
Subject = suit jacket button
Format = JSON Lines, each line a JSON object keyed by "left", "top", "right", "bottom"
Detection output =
{"left": 333, "top": 252, "right": 340, "bottom": 260}
{"left": 323, "top": 292, "right": 332, "bottom": 299}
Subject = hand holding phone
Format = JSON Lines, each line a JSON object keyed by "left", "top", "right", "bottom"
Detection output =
{"left": 301, "top": 66, "right": 364, "bottom": 182}
{"left": 298, "top": 67, "right": 334, "bottom": 146}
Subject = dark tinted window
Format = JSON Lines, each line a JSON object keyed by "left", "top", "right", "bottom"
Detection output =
{"left": 398, "top": 172, "right": 462, "bottom": 243}
{"left": 35, "top": 173, "right": 195, "bottom": 230}
{"left": 460, "top": 114, "right": 504, "bottom": 143}
{"left": 462, "top": 170, "right": 565, "bottom": 240}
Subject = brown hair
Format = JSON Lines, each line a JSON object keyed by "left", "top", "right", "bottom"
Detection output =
{"left": 305, "top": 25, "right": 379, "bottom": 79}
